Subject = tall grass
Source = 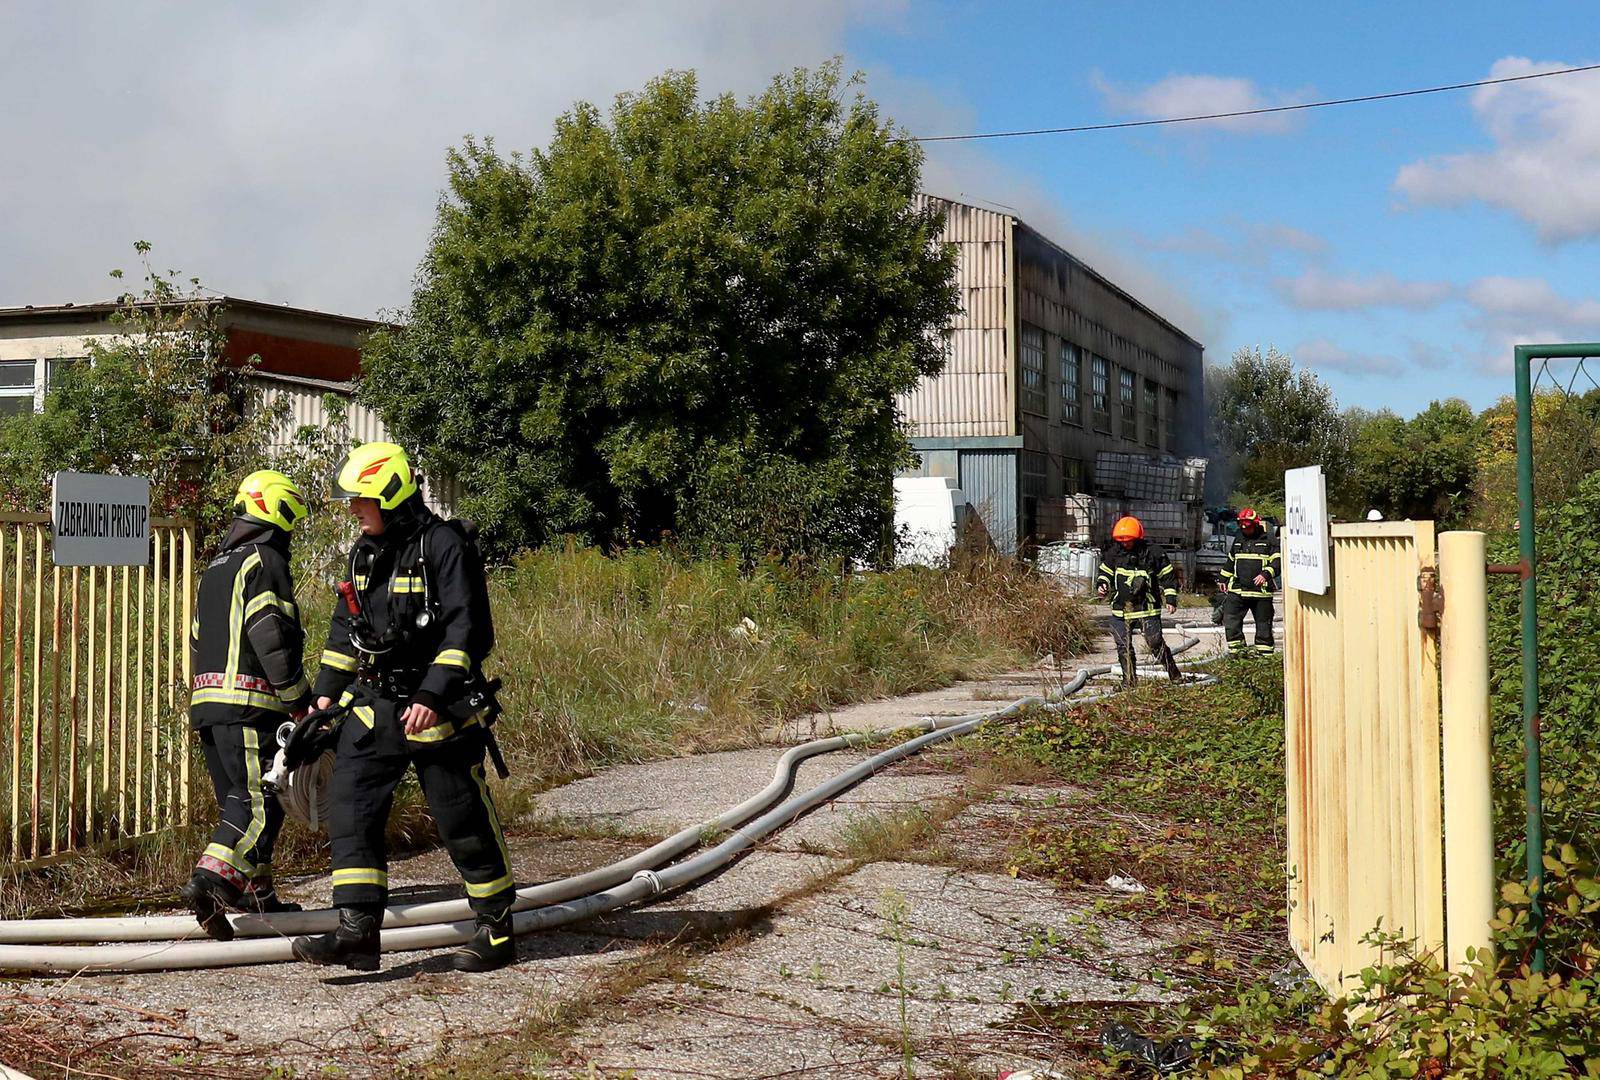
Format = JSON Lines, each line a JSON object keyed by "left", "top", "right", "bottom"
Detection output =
{"left": 480, "top": 544, "right": 1093, "bottom": 781}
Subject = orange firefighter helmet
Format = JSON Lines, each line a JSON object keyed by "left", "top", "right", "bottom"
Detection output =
{"left": 1111, "top": 516, "right": 1144, "bottom": 542}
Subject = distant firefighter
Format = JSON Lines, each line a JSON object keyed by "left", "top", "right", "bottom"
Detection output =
{"left": 1096, "top": 516, "right": 1183, "bottom": 687}
{"left": 1219, "top": 508, "right": 1280, "bottom": 655}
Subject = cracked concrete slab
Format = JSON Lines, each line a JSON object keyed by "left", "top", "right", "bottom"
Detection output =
{"left": 566, "top": 861, "right": 1175, "bottom": 1079}
{"left": 531, "top": 746, "right": 969, "bottom": 853}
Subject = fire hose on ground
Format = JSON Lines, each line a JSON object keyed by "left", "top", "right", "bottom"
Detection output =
{"left": 0, "top": 629, "right": 1214, "bottom": 973}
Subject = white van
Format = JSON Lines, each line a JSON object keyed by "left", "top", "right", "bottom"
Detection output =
{"left": 892, "top": 477, "right": 969, "bottom": 568}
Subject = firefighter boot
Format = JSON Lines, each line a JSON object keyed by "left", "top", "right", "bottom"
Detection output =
{"left": 180, "top": 868, "right": 243, "bottom": 942}
{"left": 244, "top": 875, "right": 303, "bottom": 914}
{"left": 291, "top": 905, "right": 381, "bottom": 971}
{"left": 450, "top": 910, "right": 515, "bottom": 972}
{"left": 1119, "top": 646, "right": 1138, "bottom": 689}
{"left": 1161, "top": 645, "right": 1183, "bottom": 683}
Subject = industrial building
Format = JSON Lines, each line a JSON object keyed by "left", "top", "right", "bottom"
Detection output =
{"left": 898, "top": 195, "right": 1206, "bottom": 554}
{"left": 0, "top": 297, "right": 455, "bottom": 509}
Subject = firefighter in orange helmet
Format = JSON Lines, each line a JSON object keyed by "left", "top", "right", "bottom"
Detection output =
{"left": 1095, "top": 516, "right": 1183, "bottom": 687}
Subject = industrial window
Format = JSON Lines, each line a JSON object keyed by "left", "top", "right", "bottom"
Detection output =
{"left": 1165, "top": 388, "right": 1179, "bottom": 451}
{"left": 0, "top": 361, "right": 35, "bottom": 416}
{"left": 1021, "top": 449, "right": 1047, "bottom": 499}
{"left": 1091, "top": 355, "right": 1110, "bottom": 432}
{"left": 1063, "top": 457, "right": 1084, "bottom": 495}
{"left": 1059, "top": 341, "right": 1082, "bottom": 426}
{"left": 1119, "top": 368, "right": 1136, "bottom": 437}
{"left": 1019, "top": 323, "right": 1047, "bottom": 416}
{"left": 1143, "top": 378, "right": 1160, "bottom": 448}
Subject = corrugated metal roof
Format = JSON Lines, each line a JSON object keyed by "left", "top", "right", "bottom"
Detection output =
{"left": 921, "top": 192, "right": 1202, "bottom": 350}
{"left": 0, "top": 296, "right": 393, "bottom": 331}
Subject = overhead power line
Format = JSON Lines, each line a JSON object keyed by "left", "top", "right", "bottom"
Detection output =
{"left": 910, "top": 62, "right": 1600, "bottom": 143}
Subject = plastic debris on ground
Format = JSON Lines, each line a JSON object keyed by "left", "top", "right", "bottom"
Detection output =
{"left": 1105, "top": 874, "right": 1146, "bottom": 894}
{"left": 1099, "top": 1022, "right": 1195, "bottom": 1074}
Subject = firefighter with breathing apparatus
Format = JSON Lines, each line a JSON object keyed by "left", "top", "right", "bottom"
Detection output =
{"left": 181, "top": 470, "right": 313, "bottom": 939}
{"left": 1219, "top": 507, "right": 1280, "bottom": 654}
{"left": 1096, "top": 515, "right": 1184, "bottom": 687}
{"left": 290, "top": 442, "right": 515, "bottom": 973}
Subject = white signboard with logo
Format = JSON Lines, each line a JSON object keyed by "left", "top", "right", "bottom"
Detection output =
{"left": 1283, "top": 465, "right": 1331, "bottom": 595}
{"left": 52, "top": 472, "right": 151, "bottom": 566}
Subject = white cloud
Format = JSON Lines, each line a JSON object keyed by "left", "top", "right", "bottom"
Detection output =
{"left": 1294, "top": 338, "right": 1401, "bottom": 377}
{"left": 0, "top": 1, "right": 908, "bottom": 317}
{"left": 1460, "top": 275, "right": 1600, "bottom": 372}
{"left": 1464, "top": 276, "right": 1600, "bottom": 326}
{"left": 1276, "top": 269, "right": 1451, "bottom": 311}
{"left": 1250, "top": 223, "right": 1327, "bottom": 256}
{"left": 1092, "top": 71, "right": 1306, "bottom": 134}
{"left": 1394, "top": 57, "right": 1600, "bottom": 243}
{"left": 0, "top": 2, "right": 1226, "bottom": 372}
{"left": 1142, "top": 220, "right": 1326, "bottom": 262}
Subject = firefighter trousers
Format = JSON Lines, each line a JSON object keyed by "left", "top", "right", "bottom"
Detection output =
{"left": 1109, "top": 614, "right": 1181, "bottom": 683}
{"left": 327, "top": 696, "right": 515, "bottom": 916}
{"left": 195, "top": 722, "right": 284, "bottom": 891}
{"left": 1223, "top": 593, "right": 1276, "bottom": 652}
{"left": 1109, "top": 613, "right": 1169, "bottom": 658}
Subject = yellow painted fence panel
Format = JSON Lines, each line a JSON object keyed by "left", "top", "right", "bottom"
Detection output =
{"left": 1284, "top": 521, "right": 1443, "bottom": 995}
{"left": 0, "top": 514, "right": 196, "bottom": 869}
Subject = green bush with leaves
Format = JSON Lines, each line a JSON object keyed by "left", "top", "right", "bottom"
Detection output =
{"left": 360, "top": 63, "right": 958, "bottom": 561}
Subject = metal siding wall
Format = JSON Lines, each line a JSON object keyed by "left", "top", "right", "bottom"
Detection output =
{"left": 1284, "top": 521, "right": 1443, "bottom": 997}
{"left": 248, "top": 379, "right": 458, "bottom": 514}
{"left": 898, "top": 197, "right": 1014, "bottom": 438}
{"left": 957, "top": 448, "right": 1018, "bottom": 555}
{"left": 905, "top": 449, "right": 959, "bottom": 479}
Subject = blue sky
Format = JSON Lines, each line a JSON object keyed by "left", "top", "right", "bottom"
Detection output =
{"left": 848, "top": 3, "right": 1600, "bottom": 412}
{"left": 4, "top": 2, "right": 1597, "bottom": 416}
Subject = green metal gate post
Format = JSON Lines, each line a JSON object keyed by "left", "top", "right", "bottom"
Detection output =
{"left": 1513, "top": 344, "right": 1543, "bottom": 973}
{"left": 1513, "top": 341, "right": 1600, "bottom": 973}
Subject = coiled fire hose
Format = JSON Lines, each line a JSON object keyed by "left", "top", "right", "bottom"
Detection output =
{"left": 0, "top": 629, "right": 1213, "bottom": 971}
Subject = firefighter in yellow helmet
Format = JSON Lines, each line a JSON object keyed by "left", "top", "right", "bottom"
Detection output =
{"left": 1095, "top": 515, "right": 1183, "bottom": 687}
{"left": 291, "top": 442, "right": 515, "bottom": 973}
{"left": 181, "top": 470, "right": 312, "bottom": 938}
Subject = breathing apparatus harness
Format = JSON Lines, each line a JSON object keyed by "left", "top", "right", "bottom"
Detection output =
{"left": 335, "top": 522, "right": 509, "bottom": 778}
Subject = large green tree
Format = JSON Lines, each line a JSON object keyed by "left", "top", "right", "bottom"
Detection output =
{"left": 1205, "top": 345, "right": 1348, "bottom": 507}
{"left": 1340, "top": 399, "right": 1483, "bottom": 525}
{"left": 362, "top": 65, "right": 958, "bottom": 561}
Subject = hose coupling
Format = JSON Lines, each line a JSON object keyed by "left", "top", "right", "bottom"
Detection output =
{"left": 631, "top": 869, "right": 665, "bottom": 895}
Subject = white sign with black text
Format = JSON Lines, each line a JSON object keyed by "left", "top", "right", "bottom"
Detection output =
{"left": 51, "top": 472, "right": 151, "bottom": 566}
{"left": 1283, "top": 465, "right": 1331, "bottom": 595}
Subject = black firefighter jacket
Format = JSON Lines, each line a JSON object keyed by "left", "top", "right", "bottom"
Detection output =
{"left": 312, "top": 505, "right": 490, "bottom": 746}
{"left": 1222, "top": 531, "right": 1281, "bottom": 598}
{"left": 189, "top": 521, "right": 312, "bottom": 727}
{"left": 1096, "top": 540, "right": 1179, "bottom": 619}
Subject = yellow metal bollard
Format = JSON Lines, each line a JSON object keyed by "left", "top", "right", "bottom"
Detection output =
{"left": 1439, "top": 531, "right": 1495, "bottom": 971}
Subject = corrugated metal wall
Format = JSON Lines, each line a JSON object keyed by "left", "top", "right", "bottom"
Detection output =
{"left": 897, "top": 197, "right": 1014, "bottom": 438}
{"left": 957, "top": 448, "right": 1018, "bottom": 555}
{"left": 250, "top": 377, "right": 459, "bottom": 513}
{"left": 1284, "top": 521, "right": 1444, "bottom": 996}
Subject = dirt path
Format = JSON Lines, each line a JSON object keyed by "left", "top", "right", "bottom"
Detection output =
{"left": 3, "top": 614, "right": 1234, "bottom": 1079}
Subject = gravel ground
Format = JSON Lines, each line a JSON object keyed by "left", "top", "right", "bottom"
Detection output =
{"left": 565, "top": 861, "right": 1175, "bottom": 1079}
{"left": 1, "top": 614, "right": 1229, "bottom": 1078}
